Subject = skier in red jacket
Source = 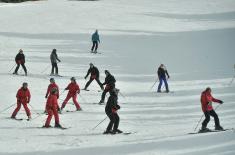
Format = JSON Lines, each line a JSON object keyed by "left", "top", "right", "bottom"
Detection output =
{"left": 44, "top": 78, "right": 60, "bottom": 113}
{"left": 61, "top": 77, "right": 82, "bottom": 111}
{"left": 200, "top": 87, "right": 224, "bottom": 131}
{"left": 11, "top": 82, "right": 31, "bottom": 120}
{"left": 44, "top": 88, "right": 62, "bottom": 128}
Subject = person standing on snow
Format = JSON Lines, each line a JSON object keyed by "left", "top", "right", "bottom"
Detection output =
{"left": 61, "top": 77, "right": 82, "bottom": 111}
{"left": 200, "top": 87, "right": 224, "bottom": 131}
{"left": 50, "top": 49, "right": 61, "bottom": 76}
{"left": 44, "top": 78, "right": 60, "bottom": 113}
{"left": 103, "top": 88, "right": 122, "bottom": 134}
{"left": 11, "top": 82, "right": 31, "bottom": 120}
{"left": 13, "top": 49, "right": 27, "bottom": 76}
{"left": 99, "top": 70, "right": 116, "bottom": 104}
{"left": 157, "top": 64, "right": 170, "bottom": 93}
{"left": 44, "top": 88, "right": 62, "bottom": 128}
{"left": 83, "top": 63, "right": 104, "bottom": 91}
{"left": 90, "top": 29, "right": 100, "bottom": 53}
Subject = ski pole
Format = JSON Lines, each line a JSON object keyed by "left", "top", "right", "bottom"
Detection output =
{"left": 194, "top": 104, "right": 221, "bottom": 131}
{"left": 9, "top": 64, "right": 16, "bottom": 73}
{"left": 41, "top": 64, "right": 51, "bottom": 74}
{"left": 92, "top": 116, "right": 108, "bottom": 130}
{"left": 149, "top": 80, "right": 158, "bottom": 91}
{"left": 28, "top": 104, "right": 41, "bottom": 116}
{"left": 0, "top": 103, "right": 16, "bottom": 114}
{"left": 229, "top": 76, "right": 235, "bottom": 85}
{"left": 119, "top": 91, "right": 126, "bottom": 98}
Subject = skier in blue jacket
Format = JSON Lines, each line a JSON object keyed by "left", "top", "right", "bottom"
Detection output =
{"left": 91, "top": 30, "right": 100, "bottom": 53}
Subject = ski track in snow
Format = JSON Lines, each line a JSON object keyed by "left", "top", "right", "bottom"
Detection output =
{"left": 0, "top": 0, "right": 235, "bottom": 155}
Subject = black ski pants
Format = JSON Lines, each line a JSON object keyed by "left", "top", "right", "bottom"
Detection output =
{"left": 14, "top": 63, "right": 27, "bottom": 74}
{"left": 106, "top": 112, "right": 119, "bottom": 132}
{"left": 91, "top": 41, "right": 98, "bottom": 52}
{"left": 202, "top": 109, "right": 220, "bottom": 128}
{"left": 51, "top": 62, "right": 58, "bottom": 74}
{"left": 85, "top": 77, "right": 103, "bottom": 90}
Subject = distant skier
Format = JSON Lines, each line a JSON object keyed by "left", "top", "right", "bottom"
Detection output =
{"left": 157, "top": 64, "right": 170, "bottom": 93}
{"left": 99, "top": 70, "right": 116, "bottom": 104}
{"left": 13, "top": 49, "right": 27, "bottom": 76}
{"left": 83, "top": 63, "right": 104, "bottom": 91}
{"left": 103, "top": 88, "right": 122, "bottom": 134}
{"left": 44, "top": 88, "right": 62, "bottom": 128}
{"left": 90, "top": 29, "right": 100, "bottom": 53}
{"left": 61, "top": 77, "right": 82, "bottom": 111}
{"left": 11, "top": 82, "right": 31, "bottom": 120}
{"left": 50, "top": 49, "right": 61, "bottom": 75}
{"left": 45, "top": 78, "right": 60, "bottom": 113}
{"left": 200, "top": 87, "right": 224, "bottom": 131}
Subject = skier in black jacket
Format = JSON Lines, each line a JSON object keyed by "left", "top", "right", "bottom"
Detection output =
{"left": 83, "top": 63, "right": 103, "bottom": 91}
{"left": 103, "top": 88, "right": 122, "bottom": 134}
{"left": 13, "top": 49, "right": 27, "bottom": 76}
{"left": 157, "top": 64, "right": 170, "bottom": 93}
{"left": 50, "top": 49, "right": 61, "bottom": 75}
{"left": 99, "top": 70, "right": 116, "bottom": 104}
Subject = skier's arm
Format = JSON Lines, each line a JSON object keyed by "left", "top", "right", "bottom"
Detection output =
{"left": 165, "top": 70, "right": 170, "bottom": 78}
{"left": 27, "top": 90, "right": 31, "bottom": 103}
{"left": 85, "top": 68, "right": 91, "bottom": 79}
{"left": 45, "top": 86, "right": 50, "bottom": 98}
{"left": 55, "top": 54, "right": 61, "bottom": 62}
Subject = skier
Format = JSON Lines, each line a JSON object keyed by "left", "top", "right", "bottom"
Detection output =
{"left": 90, "top": 29, "right": 100, "bottom": 53}
{"left": 99, "top": 70, "right": 116, "bottom": 104}
{"left": 11, "top": 82, "right": 31, "bottom": 120}
{"left": 157, "top": 64, "right": 170, "bottom": 93}
{"left": 83, "top": 63, "right": 104, "bottom": 91}
{"left": 13, "top": 49, "right": 27, "bottom": 76}
{"left": 50, "top": 49, "right": 61, "bottom": 75}
{"left": 200, "top": 87, "right": 224, "bottom": 131}
{"left": 45, "top": 78, "right": 60, "bottom": 113}
{"left": 103, "top": 88, "right": 122, "bottom": 134}
{"left": 44, "top": 88, "right": 62, "bottom": 128}
{"left": 61, "top": 77, "right": 82, "bottom": 111}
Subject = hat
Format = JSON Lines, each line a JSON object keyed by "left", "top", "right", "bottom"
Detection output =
{"left": 50, "top": 78, "right": 55, "bottom": 83}
{"left": 71, "top": 77, "right": 76, "bottom": 81}
{"left": 22, "top": 82, "right": 28, "bottom": 87}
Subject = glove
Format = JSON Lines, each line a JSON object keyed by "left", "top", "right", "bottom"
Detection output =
{"left": 168, "top": 76, "right": 170, "bottom": 79}
{"left": 45, "top": 95, "right": 48, "bottom": 98}
{"left": 219, "top": 100, "right": 223, "bottom": 104}
{"left": 84, "top": 76, "right": 87, "bottom": 80}
{"left": 58, "top": 59, "right": 61, "bottom": 62}
{"left": 116, "top": 104, "right": 121, "bottom": 110}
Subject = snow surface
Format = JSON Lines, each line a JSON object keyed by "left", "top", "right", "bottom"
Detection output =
{"left": 0, "top": 0, "right": 235, "bottom": 154}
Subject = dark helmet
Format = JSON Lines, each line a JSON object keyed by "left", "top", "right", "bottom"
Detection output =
{"left": 50, "top": 87, "right": 58, "bottom": 94}
{"left": 50, "top": 78, "right": 55, "bottom": 83}
{"left": 19, "top": 49, "right": 23, "bottom": 53}
{"left": 71, "top": 77, "right": 76, "bottom": 81}
{"left": 89, "top": 63, "right": 93, "bottom": 66}
{"left": 52, "top": 49, "right": 57, "bottom": 53}
{"left": 22, "top": 82, "right": 28, "bottom": 87}
{"left": 205, "top": 87, "right": 211, "bottom": 92}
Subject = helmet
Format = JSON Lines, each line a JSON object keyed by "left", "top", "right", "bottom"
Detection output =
{"left": 89, "top": 63, "right": 93, "bottom": 66}
{"left": 22, "top": 82, "right": 28, "bottom": 87}
{"left": 52, "top": 49, "right": 57, "bottom": 53}
{"left": 50, "top": 78, "right": 55, "bottom": 82}
{"left": 19, "top": 49, "right": 23, "bottom": 53}
{"left": 70, "top": 77, "right": 76, "bottom": 81}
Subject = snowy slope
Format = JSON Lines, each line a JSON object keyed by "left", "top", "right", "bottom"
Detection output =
{"left": 0, "top": 0, "right": 235, "bottom": 155}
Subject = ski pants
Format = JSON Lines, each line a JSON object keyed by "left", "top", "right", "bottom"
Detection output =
{"left": 45, "top": 105, "right": 60, "bottom": 127}
{"left": 14, "top": 63, "right": 27, "bottom": 74}
{"left": 61, "top": 93, "right": 81, "bottom": 110}
{"left": 157, "top": 77, "right": 169, "bottom": 91}
{"left": 51, "top": 62, "right": 58, "bottom": 74}
{"left": 106, "top": 112, "right": 119, "bottom": 131}
{"left": 11, "top": 102, "right": 31, "bottom": 117}
{"left": 91, "top": 41, "right": 98, "bottom": 52}
{"left": 85, "top": 77, "right": 103, "bottom": 90}
{"left": 202, "top": 109, "right": 220, "bottom": 128}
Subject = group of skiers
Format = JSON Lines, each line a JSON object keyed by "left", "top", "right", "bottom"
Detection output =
{"left": 8, "top": 30, "right": 225, "bottom": 133}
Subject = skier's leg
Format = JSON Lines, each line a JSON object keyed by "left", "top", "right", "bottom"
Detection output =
{"left": 51, "top": 63, "right": 55, "bottom": 74}
{"left": 113, "top": 113, "right": 120, "bottom": 131}
{"left": 202, "top": 111, "right": 210, "bottom": 129}
{"left": 55, "top": 63, "right": 58, "bottom": 75}
{"left": 94, "top": 41, "right": 98, "bottom": 52}
{"left": 84, "top": 78, "right": 93, "bottom": 89}
{"left": 95, "top": 78, "right": 104, "bottom": 90}
{"left": 106, "top": 114, "right": 114, "bottom": 132}
{"left": 45, "top": 109, "right": 53, "bottom": 127}
{"left": 14, "top": 64, "right": 20, "bottom": 74}
{"left": 22, "top": 102, "right": 31, "bottom": 117}
{"left": 100, "top": 89, "right": 108, "bottom": 103}
{"left": 72, "top": 94, "right": 81, "bottom": 110}
{"left": 61, "top": 94, "right": 71, "bottom": 109}
{"left": 21, "top": 63, "right": 27, "bottom": 75}
{"left": 53, "top": 107, "right": 60, "bottom": 125}
{"left": 163, "top": 78, "right": 169, "bottom": 92}
{"left": 157, "top": 78, "right": 163, "bottom": 92}
{"left": 209, "top": 110, "right": 221, "bottom": 128}
{"left": 91, "top": 41, "right": 95, "bottom": 51}
{"left": 11, "top": 102, "right": 21, "bottom": 118}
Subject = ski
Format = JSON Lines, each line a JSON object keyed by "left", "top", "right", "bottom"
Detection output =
{"left": 65, "top": 110, "right": 82, "bottom": 113}
{"left": 188, "top": 128, "right": 234, "bottom": 134}
{"left": 157, "top": 91, "right": 174, "bottom": 94}
{"left": 40, "top": 126, "right": 70, "bottom": 130}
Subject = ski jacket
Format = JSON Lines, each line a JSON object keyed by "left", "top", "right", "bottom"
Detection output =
{"left": 50, "top": 52, "right": 60, "bottom": 63}
{"left": 46, "top": 94, "right": 59, "bottom": 109}
{"left": 65, "top": 82, "right": 80, "bottom": 96}
{"left": 103, "top": 74, "right": 116, "bottom": 86}
{"left": 85, "top": 66, "right": 100, "bottom": 79}
{"left": 105, "top": 92, "right": 119, "bottom": 114}
{"left": 201, "top": 90, "right": 221, "bottom": 112}
{"left": 15, "top": 53, "right": 25, "bottom": 64}
{"left": 158, "top": 67, "right": 169, "bottom": 78}
{"left": 92, "top": 32, "right": 100, "bottom": 42}
{"left": 16, "top": 87, "right": 31, "bottom": 103}
{"left": 46, "top": 83, "right": 59, "bottom": 98}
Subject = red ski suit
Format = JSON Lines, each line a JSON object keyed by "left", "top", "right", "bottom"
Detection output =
{"left": 201, "top": 90, "right": 221, "bottom": 112}
{"left": 46, "top": 83, "right": 59, "bottom": 99}
{"left": 45, "top": 94, "right": 60, "bottom": 127}
{"left": 11, "top": 87, "right": 31, "bottom": 117}
{"left": 61, "top": 82, "right": 81, "bottom": 110}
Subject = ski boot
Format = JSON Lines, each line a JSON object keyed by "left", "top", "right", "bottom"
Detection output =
{"left": 54, "top": 123, "right": 63, "bottom": 128}
{"left": 215, "top": 125, "right": 224, "bottom": 131}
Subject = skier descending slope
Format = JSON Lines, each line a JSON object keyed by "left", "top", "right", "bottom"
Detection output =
{"left": 61, "top": 77, "right": 82, "bottom": 112}
{"left": 99, "top": 70, "right": 116, "bottom": 104}
{"left": 44, "top": 88, "right": 63, "bottom": 128}
{"left": 83, "top": 63, "right": 104, "bottom": 91}
{"left": 200, "top": 87, "right": 224, "bottom": 132}
{"left": 13, "top": 49, "right": 27, "bottom": 76}
{"left": 11, "top": 82, "right": 31, "bottom": 120}
{"left": 90, "top": 29, "right": 100, "bottom": 53}
{"left": 50, "top": 49, "right": 61, "bottom": 76}
{"left": 157, "top": 64, "right": 170, "bottom": 93}
{"left": 103, "top": 88, "right": 122, "bottom": 134}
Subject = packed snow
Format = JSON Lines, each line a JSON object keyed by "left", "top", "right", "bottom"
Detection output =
{"left": 0, "top": 0, "right": 235, "bottom": 154}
